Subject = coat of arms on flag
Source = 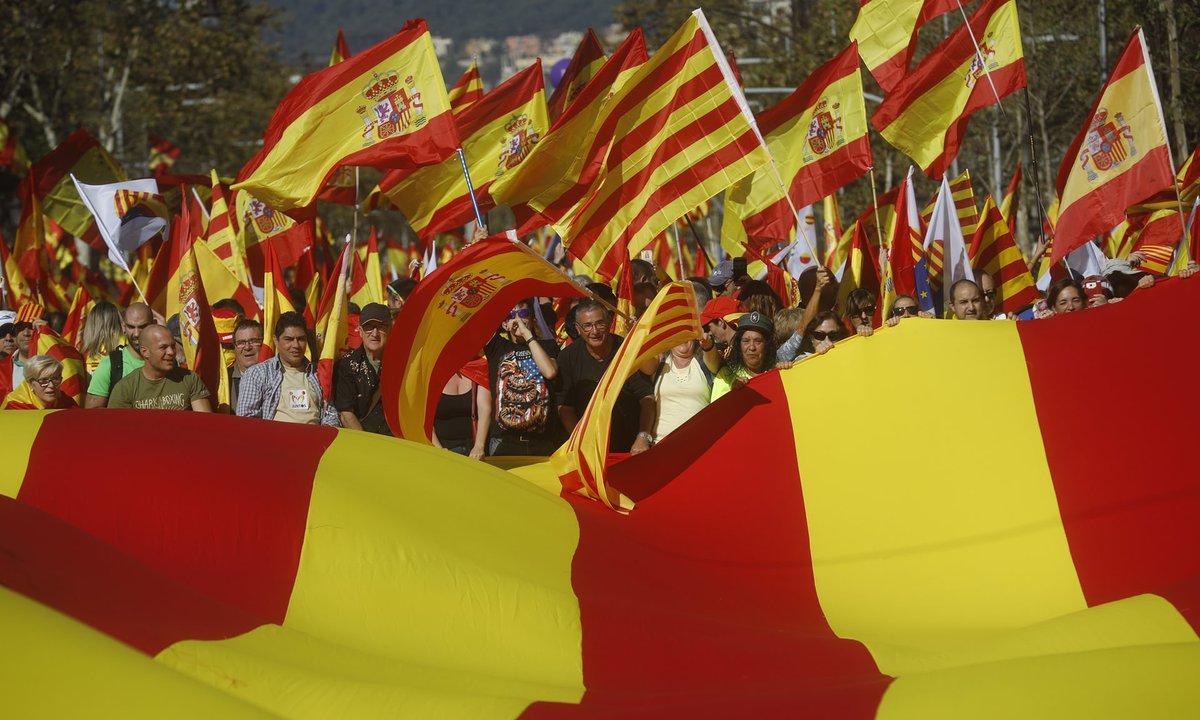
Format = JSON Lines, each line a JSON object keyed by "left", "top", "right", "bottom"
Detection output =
{"left": 964, "top": 39, "right": 998, "bottom": 88}
{"left": 497, "top": 114, "right": 541, "bottom": 176}
{"left": 244, "top": 197, "right": 287, "bottom": 235}
{"left": 437, "top": 270, "right": 506, "bottom": 318}
{"left": 803, "top": 98, "right": 845, "bottom": 161}
{"left": 357, "top": 69, "right": 427, "bottom": 146}
{"left": 1081, "top": 109, "right": 1137, "bottom": 180}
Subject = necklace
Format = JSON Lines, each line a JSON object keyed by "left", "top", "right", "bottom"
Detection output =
{"left": 668, "top": 358, "right": 692, "bottom": 384}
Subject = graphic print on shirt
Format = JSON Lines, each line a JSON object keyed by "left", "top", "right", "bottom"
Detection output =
{"left": 288, "top": 388, "right": 311, "bottom": 410}
{"left": 495, "top": 349, "right": 549, "bottom": 432}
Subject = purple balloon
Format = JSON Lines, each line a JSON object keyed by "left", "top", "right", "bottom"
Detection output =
{"left": 550, "top": 58, "right": 571, "bottom": 88}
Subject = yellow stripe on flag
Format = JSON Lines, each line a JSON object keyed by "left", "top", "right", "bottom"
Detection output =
{"left": 0, "top": 410, "right": 49, "bottom": 499}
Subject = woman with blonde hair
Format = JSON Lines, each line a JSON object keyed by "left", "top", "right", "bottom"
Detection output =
{"left": 1, "top": 355, "right": 78, "bottom": 409}
{"left": 78, "top": 301, "right": 124, "bottom": 375}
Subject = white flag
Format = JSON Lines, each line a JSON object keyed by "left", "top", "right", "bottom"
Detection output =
{"left": 70, "top": 176, "right": 167, "bottom": 269}
{"left": 923, "top": 175, "right": 973, "bottom": 295}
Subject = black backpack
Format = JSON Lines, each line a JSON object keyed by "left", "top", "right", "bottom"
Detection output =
{"left": 106, "top": 347, "right": 125, "bottom": 397}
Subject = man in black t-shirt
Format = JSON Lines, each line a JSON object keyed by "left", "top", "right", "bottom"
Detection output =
{"left": 556, "top": 299, "right": 655, "bottom": 454}
{"left": 486, "top": 300, "right": 561, "bottom": 456}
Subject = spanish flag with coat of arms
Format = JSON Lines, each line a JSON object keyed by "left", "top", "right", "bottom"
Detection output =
{"left": 234, "top": 20, "right": 459, "bottom": 213}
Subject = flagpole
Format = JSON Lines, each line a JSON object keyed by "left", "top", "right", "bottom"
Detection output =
{"left": 955, "top": 0, "right": 1009, "bottom": 119}
{"left": 866, "top": 166, "right": 888, "bottom": 251}
{"left": 671, "top": 222, "right": 686, "bottom": 278}
{"left": 70, "top": 173, "right": 149, "bottom": 305}
{"left": 1019, "top": 88, "right": 1051, "bottom": 256}
{"left": 685, "top": 215, "right": 716, "bottom": 270}
{"left": 352, "top": 166, "right": 360, "bottom": 245}
{"left": 456, "top": 148, "right": 488, "bottom": 231}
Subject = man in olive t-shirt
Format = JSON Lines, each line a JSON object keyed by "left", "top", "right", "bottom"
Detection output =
{"left": 108, "top": 325, "right": 212, "bottom": 412}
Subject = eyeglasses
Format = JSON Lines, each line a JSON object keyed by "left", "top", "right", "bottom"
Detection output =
{"left": 983, "top": 290, "right": 997, "bottom": 300}
{"left": 855, "top": 306, "right": 876, "bottom": 317}
{"left": 576, "top": 320, "right": 609, "bottom": 332}
{"left": 506, "top": 308, "right": 532, "bottom": 320}
{"left": 32, "top": 375, "right": 62, "bottom": 387}
{"left": 810, "top": 330, "right": 836, "bottom": 342}
{"left": 360, "top": 323, "right": 386, "bottom": 334}
{"left": 890, "top": 305, "right": 919, "bottom": 318}
{"left": 234, "top": 338, "right": 263, "bottom": 348}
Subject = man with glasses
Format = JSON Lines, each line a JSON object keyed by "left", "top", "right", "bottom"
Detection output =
{"left": 885, "top": 295, "right": 924, "bottom": 326}
{"left": 976, "top": 270, "right": 1000, "bottom": 318}
{"left": 228, "top": 318, "right": 264, "bottom": 412}
{"left": 334, "top": 303, "right": 391, "bottom": 433}
{"left": 485, "top": 299, "right": 560, "bottom": 455}
{"left": 84, "top": 302, "right": 154, "bottom": 408}
{"left": 556, "top": 299, "right": 656, "bottom": 454}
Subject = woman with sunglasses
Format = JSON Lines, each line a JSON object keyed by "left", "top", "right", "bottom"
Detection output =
{"left": 844, "top": 288, "right": 877, "bottom": 337}
{"left": 796, "top": 311, "right": 848, "bottom": 359}
{"left": 1, "top": 354, "right": 78, "bottom": 410}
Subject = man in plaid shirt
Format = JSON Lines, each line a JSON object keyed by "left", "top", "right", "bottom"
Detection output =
{"left": 236, "top": 312, "right": 340, "bottom": 427}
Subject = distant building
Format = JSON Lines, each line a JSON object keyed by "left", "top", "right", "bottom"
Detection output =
{"left": 432, "top": 36, "right": 454, "bottom": 59}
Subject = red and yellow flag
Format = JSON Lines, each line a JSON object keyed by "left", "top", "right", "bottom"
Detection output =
{"left": 380, "top": 237, "right": 585, "bottom": 442}
{"left": 258, "top": 238, "right": 297, "bottom": 362}
{"left": 724, "top": 43, "right": 871, "bottom": 248}
{"left": 163, "top": 196, "right": 224, "bottom": 399}
{"left": 872, "top": 0, "right": 1025, "bottom": 179}
{"left": 999, "top": 160, "right": 1022, "bottom": 233}
{"left": 26, "top": 326, "right": 86, "bottom": 405}
{"left": 1129, "top": 207, "right": 1184, "bottom": 276}
{"left": 850, "top": 0, "right": 955, "bottom": 92}
{"left": 552, "top": 281, "right": 701, "bottom": 510}
{"left": 447, "top": 60, "right": 485, "bottom": 113}
{"left": 539, "top": 11, "right": 771, "bottom": 278}
{"left": 1051, "top": 28, "right": 1176, "bottom": 266}
{"left": 488, "top": 30, "right": 649, "bottom": 236}
{"left": 13, "top": 175, "right": 47, "bottom": 296}
{"left": 373, "top": 61, "right": 548, "bottom": 239}
{"left": 204, "top": 170, "right": 249, "bottom": 285}
{"left": 315, "top": 243, "right": 352, "bottom": 398}
{"left": 328, "top": 28, "right": 351, "bottom": 66}
{"left": 59, "top": 285, "right": 94, "bottom": 346}
{"left": 27, "top": 129, "right": 125, "bottom": 245}
{"left": 547, "top": 29, "right": 606, "bottom": 122}
{"left": 234, "top": 20, "right": 459, "bottom": 212}
{"left": 881, "top": 168, "right": 922, "bottom": 320}
{"left": 0, "top": 116, "right": 30, "bottom": 174}
{"left": 822, "top": 192, "right": 846, "bottom": 268}
{"left": 148, "top": 134, "right": 181, "bottom": 178}
{"left": 969, "top": 197, "right": 1040, "bottom": 314}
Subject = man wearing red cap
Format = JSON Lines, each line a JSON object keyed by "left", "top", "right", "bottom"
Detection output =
{"left": 698, "top": 296, "right": 743, "bottom": 358}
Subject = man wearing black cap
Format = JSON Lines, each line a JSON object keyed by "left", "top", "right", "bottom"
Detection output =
{"left": 334, "top": 302, "right": 391, "bottom": 434}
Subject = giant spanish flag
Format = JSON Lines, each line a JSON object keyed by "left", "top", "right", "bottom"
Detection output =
{"left": 373, "top": 61, "right": 548, "bottom": 239}
{"left": 3, "top": 276, "right": 1199, "bottom": 717}
{"left": 26, "top": 128, "right": 125, "bottom": 243}
{"left": 872, "top": 0, "right": 1025, "bottom": 179}
{"left": 849, "top": 0, "right": 955, "bottom": 92}
{"left": 234, "top": 20, "right": 459, "bottom": 213}
{"left": 381, "top": 236, "right": 585, "bottom": 442}
{"left": 1051, "top": 28, "right": 1176, "bottom": 266}
{"left": 724, "top": 43, "right": 871, "bottom": 248}
{"left": 545, "top": 10, "right": 771, "bottom": 278}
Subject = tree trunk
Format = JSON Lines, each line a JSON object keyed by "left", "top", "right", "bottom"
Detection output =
{"left": 1159, "top": 0, "right": 1189, "bottom": 161}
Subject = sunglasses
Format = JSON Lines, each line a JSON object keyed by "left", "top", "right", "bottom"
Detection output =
{"left": 506, "top": 308, "right": 532, "bottom": 320}
{"left": 855, "top": 306, "right": 876, "bottom": 316}
{"left": 890, "top": 305, "right": 919, "bottom": 318}
{"left": 810, "top": 330, "right": 837, "bottom": 342}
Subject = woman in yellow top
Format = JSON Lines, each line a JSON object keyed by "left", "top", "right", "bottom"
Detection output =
{"left": 710, "top": 311, "right": 778, "bottom": 401}
{"left": 78, "top": 301, "right": 124, "bottom": 376}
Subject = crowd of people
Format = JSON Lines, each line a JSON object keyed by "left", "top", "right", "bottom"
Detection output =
{"left": 1, "top": 246, "right": 1196, "bottom": 458}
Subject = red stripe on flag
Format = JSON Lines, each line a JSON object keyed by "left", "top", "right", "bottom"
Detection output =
{"left": 16, "top": 411, "right": 334, "bottom": 630}
{"left": 1017, "top": 277, "right": 1200, "bottom": 633}
{"left": 524, "top": 373, "right": 890, "bottom": 717}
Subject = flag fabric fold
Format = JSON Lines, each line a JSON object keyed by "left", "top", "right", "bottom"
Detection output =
{"left": 850, "top": 0, "right": 956, "bottom": 92}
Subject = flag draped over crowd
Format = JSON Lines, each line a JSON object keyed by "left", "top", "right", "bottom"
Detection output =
{"left": 2, "top": 277, "right": 1199, "bottom": 717}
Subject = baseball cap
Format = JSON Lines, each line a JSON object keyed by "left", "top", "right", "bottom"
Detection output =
{"left": 700, "top": 296, "right": 744, "bottom": 327}
{"left": 736, "top": 310, "right": 773, "bottom": 337}
{"left": 707, "top": 259, "right": 735, "bottom": 288}
{"left": 359, "top": 302, "right": 391, "bottom": 328}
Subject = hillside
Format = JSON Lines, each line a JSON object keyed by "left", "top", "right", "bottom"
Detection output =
{"left": 266, "top": 0, "right": 621, "bottom": 63}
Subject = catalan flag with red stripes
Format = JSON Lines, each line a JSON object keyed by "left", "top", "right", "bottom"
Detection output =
{"left": 447, "top": 59, "right": 484, "bottom": 113}
{"left": 547, "top": 29, "right": 606, "bottom": 122}
{"left": 148, "top": 134, "right": 181, "bottom": 178}
{"left": 872, "top": 0, "right": 1026, "bottom": 179}
{"left": 381, "top": 237, "right": 585, "bottom": 442}
{"left": 3, "top": 275, "right": 1200, "bottom": 716}
{"left": 850, "top": 0, "right": 956, "bottom": 92}
{"left": 724, "top": 43, "right": 871, "bottom": 248}
{"left": 373, "top": 61, "right": 548, "bottom": 239}
{"left": 204, "top": 170, "right": 250, "bottom": 285}
{"left": 552, "top": 281, "right": 700, "bottom": 510}
{"left": 1129, "top": 207, "right": 1184, "bottom": 276}
{"left": 542, "top": 10, "right": 771, "bottom": 278}
{"left": 1051, "top": 29, "right": 1177, "bottom": 266}
{"left": 234, "top": 20, "right": 459, "bottom": 212}
{"left": 969, "top": 197, "right": 1040, "bottom": 314}
{"left": 59, "top": 285, "right": 94, "bottom": 346}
